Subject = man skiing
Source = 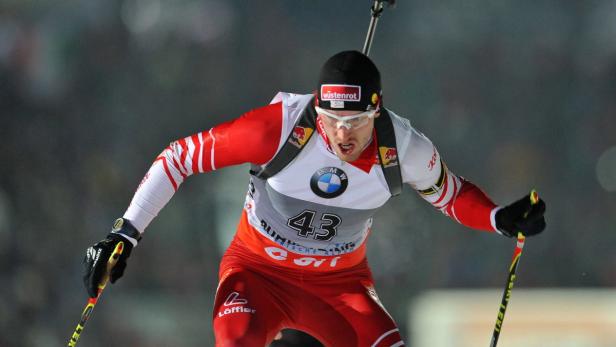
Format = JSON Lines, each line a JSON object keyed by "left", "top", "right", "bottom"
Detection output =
{"left": 83, "top": 50, "right": 546, "bottom": 346}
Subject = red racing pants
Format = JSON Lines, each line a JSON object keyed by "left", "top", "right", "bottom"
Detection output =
{"left": 212, "top": 237, "right": 405, "bottom": 347}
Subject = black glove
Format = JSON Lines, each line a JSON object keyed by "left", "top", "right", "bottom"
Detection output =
{"left": 495, "top": 194, "right": 546, "bottom": 238}
{"left": 83, "top": 218, "right": 140, "bottom": 298}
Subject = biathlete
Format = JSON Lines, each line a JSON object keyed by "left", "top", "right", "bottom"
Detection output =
{"left": 83, "top": 50, "right": 546, "bottom": 346}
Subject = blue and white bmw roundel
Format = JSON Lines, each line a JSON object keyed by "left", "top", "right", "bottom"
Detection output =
{"left": 318, "top": 173, "right": 342, "bottom": 193}
{"left": 310, "top": 167, "right": 348, "bottom": 198}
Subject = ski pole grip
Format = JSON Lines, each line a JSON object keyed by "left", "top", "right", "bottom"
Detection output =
{"left": 517, "top": 190, "right": 539, "bottom": 240}
{"left": 98, "top": 242, "right": 124, "bottom": 291}
{"left": 529, "top": 189, "right": 539, "bottom": 205}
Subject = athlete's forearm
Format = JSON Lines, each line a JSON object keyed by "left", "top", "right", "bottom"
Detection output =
{"left": 446, "top": 178, "right": 498, "bottom": 231}
{"left": 416, "top": 165, "right": 497, "bottom": 232}
{"left": 123, "top": 133, "right": 213, "bottom": 232}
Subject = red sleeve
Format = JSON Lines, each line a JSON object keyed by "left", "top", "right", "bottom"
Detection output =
{"left": 122, "top": 102, "right": 284, "bottom": 232}
{"left": 448, "top": 179, "right": 497, "bottom": 232}
{"left": 210, "top": 102, "right": 283, "bottom": 168}
{"left": 416, "top": 160, "right": 497, "bottom": 232}
{"left": 153, "top": 102, "right": 283, "bottom": 191}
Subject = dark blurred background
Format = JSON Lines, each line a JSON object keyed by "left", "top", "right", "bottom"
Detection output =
{"left": 1, "top": 0, "right": 615, "bottom": 346}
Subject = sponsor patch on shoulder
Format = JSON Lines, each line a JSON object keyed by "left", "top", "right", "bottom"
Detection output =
{"left": 379, "top": 146, "right": 398, "bottom": 168}
{"left": 289, "top": 126, "right": 313, "bottom": 148}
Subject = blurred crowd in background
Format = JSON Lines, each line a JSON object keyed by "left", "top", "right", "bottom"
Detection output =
{"left": 1, "top": 0, "right": 615, "bottom": 346}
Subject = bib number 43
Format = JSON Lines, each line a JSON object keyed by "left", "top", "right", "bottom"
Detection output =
{"left": 287, "top": 210, "right": 340, "bottom": 242}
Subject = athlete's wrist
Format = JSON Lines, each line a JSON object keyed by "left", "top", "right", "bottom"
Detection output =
{"left": 110, "top": 218, "right": 141, "bottom": 247}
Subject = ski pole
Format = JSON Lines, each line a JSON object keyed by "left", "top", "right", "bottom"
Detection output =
{"left": 67, "top": 241, "right": 124, "bottom": 347}
{"left": 362, "top": 0, "right": 396, "bottom": 56}
{"left": 489, "top": 190, "right": 539, "bottom": 347}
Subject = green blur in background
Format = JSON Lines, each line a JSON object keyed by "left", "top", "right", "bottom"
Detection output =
{"left": 1, "top": 0, "right": 615, "bottom": 346}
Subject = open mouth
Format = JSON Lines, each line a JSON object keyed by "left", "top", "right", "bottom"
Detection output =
{"left": 338, "top": 143, "right": 355, "bottom": 155}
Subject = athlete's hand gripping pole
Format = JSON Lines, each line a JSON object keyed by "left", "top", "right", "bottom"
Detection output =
{"left": 362, "top": 0, "right": 396, "bottom": 56}
{"left": 67, "top": 241, "right": 124, "bottom": 347}
{"left": 489, "top": 190, "right": 540, "bottom": 347}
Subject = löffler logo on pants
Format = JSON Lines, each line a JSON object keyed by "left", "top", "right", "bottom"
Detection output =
{"left": 218, "top": 292, "right": 256, "bottom": 317}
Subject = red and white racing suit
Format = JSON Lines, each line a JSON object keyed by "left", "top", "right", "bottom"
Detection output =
{"left": 122, "top": 93, "right": 499, "bottom": 346}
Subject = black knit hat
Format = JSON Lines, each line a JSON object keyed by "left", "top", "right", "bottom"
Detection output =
{"left": 317, "top": 50, "right": 382, "bottom": 111}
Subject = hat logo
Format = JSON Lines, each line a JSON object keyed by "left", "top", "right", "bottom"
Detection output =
{"left": 320, "top": 85, "right": 361, "bottom": 103}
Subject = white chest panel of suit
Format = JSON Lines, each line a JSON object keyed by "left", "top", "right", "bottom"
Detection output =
{"left": 243, "top": 93, "right": 439, "bottom": 257}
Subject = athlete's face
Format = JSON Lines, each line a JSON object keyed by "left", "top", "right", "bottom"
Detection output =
{"left": 317, "top": 108, "right": 379, "bottom": 162}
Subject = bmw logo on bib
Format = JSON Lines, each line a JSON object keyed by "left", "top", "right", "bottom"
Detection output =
{"left": 310, "top": 167, "right": 348, "bottom": 198}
